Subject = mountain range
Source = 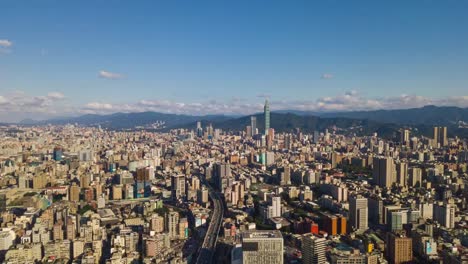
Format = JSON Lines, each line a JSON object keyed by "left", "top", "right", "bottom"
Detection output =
{"left": 18, "top": 105, "right": 468, "bottom": 138}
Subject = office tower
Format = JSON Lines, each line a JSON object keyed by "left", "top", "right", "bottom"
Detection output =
{"left": 409, "top": 167, "right": 422, "bottom": 187}
{"left": 302, "top": 233, "right": 326, "bottom": 264}
{"left": 166, "top": 211, "right": 179, "bottom": 239}
{"left": 434, "top": 202, "right": 455, "bottom": 229}
{"left": 53, "top": 147, "right": 63, "bottom": 161}
{"left": 368, "top": 195, "right": 384, "bottom": 225}
{"left": 171, "top": 175, "right": 186, "bottom": 201}
{"left": 267, "top": 196, "right": 281, "bottom": 219}
{"left": 387, "top": 209, "right": 408, "bottom": 231}
{"left": 134, "top": 167, "right": 152, "bottom": 198}
{"left": 399, "top": 129, "right": 410, "bottom": 145}
{"left": 196, "top": 121, "right": 203, "bottom": 137}
{"left": 191, "top": 177, "right": 200, "bottom": 190}
{"left": 264, "top": 99, "right": 270, "bottom": 135}
{"left": 241, "top": 230, "right": 283, "bottom": 264}
{"left": 284, "top": 133, "right": 292, "bottom": 150}
{"left": 395, "top": 162, "right": 408, "bottom": 187}
{"left": 313, "top": 131, "right": 320, "bottom": 144}
{"left": 278, "top": 165, "right": 291, "bottom": 186}
{"left": 433, "top": 126, "right": 448, "bottom": 147}
{"left": 387, "top": 232, "right": 413, "bottom": 264}
{"left": 66, "top": 216, "right": 76, "bottom": 240}
{"left": 323, "top": 214, "right": 338, "bottom": 236}
{"left": 372, "top": 156, "right": 395, "bottom": 188}
{"left": 214, "top": 163, "right": 231, "bottom": 191}
{"left": 349, "top": 195, "right": 368, "bottom": 232}
{"left": 246, "top": 126, "right": 252, "bottom": 138}
{"left": 53, "top": 221, "right": 65, "bottom": 241}
{"left": 78, "top": 149, "right": 93, "bottom": 162}
{"left": 197, "top": 187, "right": 209, "bottom": 205}
{"left": 251, "top": 116, "right": 257, "bottom": 135}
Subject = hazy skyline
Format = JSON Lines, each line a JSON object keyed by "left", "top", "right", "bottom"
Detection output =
{"left": 1, "top": 1, "right": 468, "bottom": 122}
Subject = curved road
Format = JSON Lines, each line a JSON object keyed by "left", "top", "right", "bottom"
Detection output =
{"left": 196, "top": 181, "right": 224, "bottom": 264}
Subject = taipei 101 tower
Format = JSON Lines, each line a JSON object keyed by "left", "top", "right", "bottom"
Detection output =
{"left": 264, "top": 99, "right": 270, "bottom": 136}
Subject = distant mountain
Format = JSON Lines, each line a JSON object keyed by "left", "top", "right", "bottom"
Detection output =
{"left": 22, "top": 112, "right": 230, "bottom": 129}
{"left": 317, "top": 105, "right": 468, "bottom": 126}
{"left": 17, "top": 106, "right": 468, "bottom": 138}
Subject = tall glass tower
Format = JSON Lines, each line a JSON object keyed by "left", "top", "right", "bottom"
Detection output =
{"left": 264, "top": 99, "right": 270, "bottom": 135}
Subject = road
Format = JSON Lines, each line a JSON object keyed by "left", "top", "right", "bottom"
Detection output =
{"left": 196, "top": 181, "right": 224, "bottom": 264}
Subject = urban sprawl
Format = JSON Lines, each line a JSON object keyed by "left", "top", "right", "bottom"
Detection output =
{"left": 0, "top": 100, "right": 467, "bottom": 264}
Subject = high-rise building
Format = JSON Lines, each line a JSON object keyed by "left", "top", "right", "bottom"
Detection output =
{"left": 166, "top": 210, "right": 179, "bottom": 239}
{"left": 251, "top": 116, "right": 257, "bottom": 136}
{"left": 150, "top": 214, "right": 165, "bottom": 233}
{"left": 197, "top": 187, "right": 209, "bottom": 205}
{"left": 264, "top": 99, "right": 270, "bottom": 136}
{"left": 387, "top": 231, "right": 413, "bottom": 264}
{"left": 434, "top": 202, "right": 455, "bottom": 229}
{"left": 302, "top": 233, "right": 326, "bottom": 264}
{"left": 69, "top": 183, "right": 80, "bottom": 202}
{"left": 196, "top": 121, "right": 203, "bottom": 137}
{"left": 267, "top": 196, "right": 281, "bottom": 219}
{"left": 409, "top": 167, "right": 422, "bottom": 187}
{"left": 214, "top": 163, "right": 231, "bottom": 191}
{"left": 53, "top": 147, "right": 63, "bottom": 161}
{"left": 399, "top": 129, "right": 410, "bottom": 145}
{"left": 349, "top": 195, "right": 368, "bottom": 232}
{"left": 395, "top": 161, "right": 408, "bottom": 187}
{"left": 432, "top": 126, "right": 448, "bottom": 147}
{"left": 368, "top": 195, "right": 384, "bottom": 225}
{"left": 372, "top": 156, "right": 395, "bottom": 188}
{"left": 241, "top": 230, "right": 283, "bottom": 264}
{"left": 278, "top": 165, "right": 291, "bottom": 186}
{"left": 171, "top": 175, "right": 186, "bottom": 201}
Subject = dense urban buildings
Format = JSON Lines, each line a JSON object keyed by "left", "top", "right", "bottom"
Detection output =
{"left": 0, "top": 100, "right": 466, "bottom": 264}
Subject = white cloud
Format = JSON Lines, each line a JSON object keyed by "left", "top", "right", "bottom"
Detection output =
{"left": 0, "top": 91, "right": 67, "bottom": 119}
{"left": 99, "top": 70, "right": 123, "bottom": 80}
{"left": 1, "top": 90, "right": 468, "bottom": 122}
{"left": 47, "top": 92, "right": 65, "bottom": 100}
{"left": 0, "top": 40, "right": 12, "bottom": 48}
{"left": 321, "top": 73, "right": 333, "bottom": 79}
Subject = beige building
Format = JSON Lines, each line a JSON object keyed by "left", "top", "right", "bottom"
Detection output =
{"left": 5, "top": 243, "right": 43, "bottom": 263}
{"left": 387, "top": 232, "right": 413, "bottom": 264}
{"left": 241, "top": 230, "right": 283, "bottom": 264}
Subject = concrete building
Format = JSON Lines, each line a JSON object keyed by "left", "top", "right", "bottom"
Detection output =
{"left": 241, "top": 230, "right": 283, "bottom": 264}
{"left": 302, "top": 233, "right": 326, "bottom": 264}
{"left": 349, "top": 195, "right": 368, "bottom": 232}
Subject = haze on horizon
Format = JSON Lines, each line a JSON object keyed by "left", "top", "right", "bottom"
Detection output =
{"left": 1, "top": 1, "right": 468, "bottom": 122}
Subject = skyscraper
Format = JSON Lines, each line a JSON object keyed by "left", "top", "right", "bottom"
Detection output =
{"left": 264, "top": 99, "right": 270, "bottom": 136}
{"left": 166, "top": 210, "right": 179, "bottom": 239}
{"left": 372, "top": 156, "right": 395, "bottom": 188}
{"left": 349, "top": 195, "right": 368, "bottom": 232}
{"left": 214, "top": 163, "right": 231, "bottom": 191}
{"left": 196, "top": 121, "right": 203, "bottom": 137}
{"left": 302, "top": 233, "right": 326, "bottom": 264}
{"left": 251, "top": 116, "right": 257, "bottom": 136}
{"left": 241, "top": 230, "right": 283, "bottom": 264}
{"left": 171, "top": 175, "right": 186, "bottom": 201}
{"left": 432, "top": 126, "right": 448, "bottom": 147}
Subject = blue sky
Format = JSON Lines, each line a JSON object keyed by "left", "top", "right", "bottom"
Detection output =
{"left": 1, "top": 1, "right": 468, "bottom": 121}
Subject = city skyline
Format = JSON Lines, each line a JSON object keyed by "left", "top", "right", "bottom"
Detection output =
{"left": 1, "top": 1, "right": 468, "bottom": 121}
